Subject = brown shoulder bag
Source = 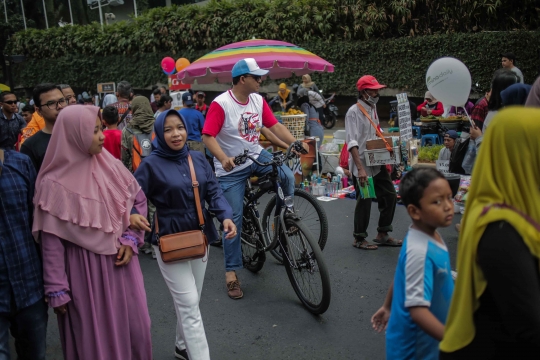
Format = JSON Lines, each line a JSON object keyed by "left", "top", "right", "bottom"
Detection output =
{"left": 155, "top": 154, "right": 208, "bottom": 263}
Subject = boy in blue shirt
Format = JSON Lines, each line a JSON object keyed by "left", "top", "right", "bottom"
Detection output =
{"left": 371, "top": 168, "right": 455, "bottom": 359}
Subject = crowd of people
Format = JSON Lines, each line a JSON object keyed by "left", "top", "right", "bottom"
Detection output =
{"left": 1, "top": 52, "right": 539, "bottom": 360}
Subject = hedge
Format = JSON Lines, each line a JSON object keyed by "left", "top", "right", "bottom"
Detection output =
{"left": 11, "top": 31, "right": 539, "bottom": 96}
{"left": 6, "top": 0, "right": 540, "bottom": 58}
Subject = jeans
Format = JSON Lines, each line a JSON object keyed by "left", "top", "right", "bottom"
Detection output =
{"left": 352, "top": 166, "right": 396, "bottom": 239}
{"left": 0, "top": 298, "right": 48, "bottom": 360}
{"left": 154, "top": 246, "right": 209, "bottom": 360}
{"left": 218, "top": 150, "right": 295, "bottom": 272}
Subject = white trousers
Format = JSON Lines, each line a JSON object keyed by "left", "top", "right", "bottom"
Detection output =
{"left": 153, "top": 246, "right": 210, "bottom": 360}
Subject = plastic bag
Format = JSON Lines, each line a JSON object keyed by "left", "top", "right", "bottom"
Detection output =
{"left": 320, "top": 142, "right": 339, "bottom": 153}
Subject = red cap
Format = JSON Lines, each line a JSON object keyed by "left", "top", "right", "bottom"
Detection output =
{"left": 356, "top": 75, "right": 386, "bottom": 91}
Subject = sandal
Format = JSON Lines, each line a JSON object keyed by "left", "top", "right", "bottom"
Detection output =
{"left": 353, "top": 239, "right": 378, "bottom": 250}
{"left": 373, "top": 234, "right": 403, "bottom": 247}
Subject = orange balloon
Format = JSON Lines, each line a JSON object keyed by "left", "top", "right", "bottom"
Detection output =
{"left": 176, "top": 58, "right": 191, "bottom": 72}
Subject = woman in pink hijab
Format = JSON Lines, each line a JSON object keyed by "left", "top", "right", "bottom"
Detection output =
{"left": 33, "top": 105, "right": 152, "bottom": 359}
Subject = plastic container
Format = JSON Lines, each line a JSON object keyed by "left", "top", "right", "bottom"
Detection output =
{"left": 333, "top": 129, "right": 346, "bottom": 140}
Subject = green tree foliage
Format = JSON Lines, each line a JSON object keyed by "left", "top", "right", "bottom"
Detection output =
{"left": 6, "top": 0, "right": 540, "bottom": 57}
{"left": 5, "top": 0, "right": 539, "bottom": 93}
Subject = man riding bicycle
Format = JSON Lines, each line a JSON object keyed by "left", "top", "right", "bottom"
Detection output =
{"left": 202, "top": 58, "right": 308, "bottom": 300}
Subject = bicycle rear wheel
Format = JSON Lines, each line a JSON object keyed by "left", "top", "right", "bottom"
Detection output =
{"left": 263, "top": 189, "right": 328, "bottom": 263}
{"left": 241, "top": 208, "right": 266, "bottom": 273}
{"left": 281, "top": 217, "right": 331, "bottom": 314}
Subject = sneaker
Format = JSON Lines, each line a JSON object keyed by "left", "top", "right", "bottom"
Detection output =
{"left": 151, "top": 247, "right": 157, "bottom": 259}
{"left": 226, "top": 279, "right": 244, "bottom": 299}
{"left": 140, "top": 243, "right": 152, "bottom": 254}
{"left": 174, "top": 347, "right": 189, "bottom": 360}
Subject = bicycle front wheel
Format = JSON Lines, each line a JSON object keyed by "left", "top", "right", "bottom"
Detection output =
{"left": 281, "top": 218, "right": 331, "bottom": 314}
{"left": 263, "top": 189, "right": 328, "bottom": 263}
{"left": 241, "top": 208, "right": 266, "bottom": 273}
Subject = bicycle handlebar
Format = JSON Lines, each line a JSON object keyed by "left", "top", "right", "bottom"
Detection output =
{"left": 233, "top": 141, "right": 307, "bottom": 167}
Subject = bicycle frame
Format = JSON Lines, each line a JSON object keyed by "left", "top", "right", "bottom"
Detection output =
{"left": 241, "top": 155, "right": 301, "bottom": 269}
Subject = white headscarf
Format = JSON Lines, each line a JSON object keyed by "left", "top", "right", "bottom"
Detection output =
{"left": 102, "top": 94, "right": 118, "bottom": 108}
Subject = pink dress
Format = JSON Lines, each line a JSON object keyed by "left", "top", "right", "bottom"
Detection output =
{"left": 41, "top": 191, "right": 152, "bottom": 360}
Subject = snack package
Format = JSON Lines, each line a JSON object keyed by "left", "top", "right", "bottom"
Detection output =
{"left": 454, "top": 175, "right": 471, "bottom": 203}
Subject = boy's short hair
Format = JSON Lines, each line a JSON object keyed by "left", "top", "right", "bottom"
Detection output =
{"left": 102, "top": 105, "right": 119, "bottom": 126}
{"left": 22, "top": 104, "right": 34, "bottom": 113}
{"left": 399, "top": 168, "right": 445, "bottom": 208}
{"left": 152, "top": 88, "right": 162, "bottom": 96}
{"left": 158, "top": 94, "right": 172, "bottom": 107}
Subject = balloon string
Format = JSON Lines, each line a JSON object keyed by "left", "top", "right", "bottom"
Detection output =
{"left": 461, "top": 106, "right": 475, "bottom": 128}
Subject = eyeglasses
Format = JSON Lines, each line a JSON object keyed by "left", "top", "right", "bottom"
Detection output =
{"left": 244, "top": 75, "right": 262, "bottom": 83}
{"left": 2, "top": 100, "right": 17, "bottom": 105}
{"left": 40, "top": 98, "right": 66, "bottom": 110}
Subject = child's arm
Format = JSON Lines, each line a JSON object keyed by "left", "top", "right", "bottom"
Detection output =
{"left": 371, "top": 280, "right": 393, "bottom": 333}
{"left": 409, "top": 306, "right": 445, "bottom": 341}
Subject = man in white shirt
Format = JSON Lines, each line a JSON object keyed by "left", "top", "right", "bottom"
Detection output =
{"left": 202, "top": 58, "right": 307, "bottom": 299}
{"left": 346, "top": 75, "right": 402, "bottom": 250}
{"left": 500, "top": 52, "right": 524, "bottom": 84}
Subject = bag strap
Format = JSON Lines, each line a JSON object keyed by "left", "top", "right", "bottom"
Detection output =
{"left": 118, "top": 105, "right": 131, "bottom": 126}
{"left": 0, "top": 149, "right": 4, "bottom": 177}
{"left": 154, "top": 154, "right": 205, "bottom": 236}
{"left": 356, "top": 102, "right": 393, "bottom": 154}
{"left": 188, "top": 154, "right": 205, "bottom": 228}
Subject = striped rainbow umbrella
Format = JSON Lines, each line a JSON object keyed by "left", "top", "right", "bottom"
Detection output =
{"left": 176, "top": 39, "right": 334, "bottom": 84}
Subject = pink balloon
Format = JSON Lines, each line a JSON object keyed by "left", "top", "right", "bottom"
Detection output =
{"left": 161, "top": 57, "right": 176, "bottom": 74}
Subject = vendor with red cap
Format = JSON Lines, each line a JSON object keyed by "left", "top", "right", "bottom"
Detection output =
{"left": 345, "top": 75, "right": 402, "bottom": 250}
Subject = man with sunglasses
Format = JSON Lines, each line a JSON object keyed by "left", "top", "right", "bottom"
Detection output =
{"left": 203, "top": 58, "right": 308, "bottom": 300}
{"left": 0, "top": 92, "right": 26, "bottom": 150}
{"left": 20, "top": 84, "right": 66, "bottom": 172}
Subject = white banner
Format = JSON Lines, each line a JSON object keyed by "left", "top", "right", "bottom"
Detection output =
{"left": 436, "top": 160, "right": 450, "bottom": 174}
{"left": 397, "top": 93, "right": 413, "bottom": 141}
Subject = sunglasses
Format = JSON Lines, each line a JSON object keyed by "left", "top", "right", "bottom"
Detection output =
{"left": 244, "top": 75, "right": 262, "bottom": 82}
{"left": 2, "top": 100, "right": 17, "bottom": 105}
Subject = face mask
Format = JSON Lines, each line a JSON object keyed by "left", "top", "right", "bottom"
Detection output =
{"left": 364, "top": 91, "right": 380, "bottom": 105}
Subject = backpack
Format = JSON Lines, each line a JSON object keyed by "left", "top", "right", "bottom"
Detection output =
{"left": 131, "top": 131, "right": 155, "bottom": 172}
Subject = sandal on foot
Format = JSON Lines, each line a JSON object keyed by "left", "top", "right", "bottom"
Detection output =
{"left": 373, "top": 234, "right": 403, "bottom": 247}
{"left": 353, "top": 239, "right": 378, "bottom": 250}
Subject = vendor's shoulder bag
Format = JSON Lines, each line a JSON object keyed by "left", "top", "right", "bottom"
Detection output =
{"left": 155, "top": 154, "right": 208, "bottom": 263}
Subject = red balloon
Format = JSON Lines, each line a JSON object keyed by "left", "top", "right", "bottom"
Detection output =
{"left": 161, "top": 57, "right": 176, "bottom": 74}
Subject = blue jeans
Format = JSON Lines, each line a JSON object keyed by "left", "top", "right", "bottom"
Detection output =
{"left": 218, "top": 150, "right": 295, "bottom": 272}
{"left": 0, "top": 298, "right": 48, "bottom": 360}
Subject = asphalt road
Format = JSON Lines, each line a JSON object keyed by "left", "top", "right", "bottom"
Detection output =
{"left": 31, "top": 192, "right": 461, "bottom": 360}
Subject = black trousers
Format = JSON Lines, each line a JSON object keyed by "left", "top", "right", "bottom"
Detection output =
{"left": 352, "top": 166, "right": 397, "bottom": 240}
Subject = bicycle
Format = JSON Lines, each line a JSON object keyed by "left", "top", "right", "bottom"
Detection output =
{"left": 234, "top": 142, "right": 331, "bottom": 314}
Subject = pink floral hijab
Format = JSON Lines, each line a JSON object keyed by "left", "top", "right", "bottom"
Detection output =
{"left": 32, "top": 105, "right": 142, "bottom": 255}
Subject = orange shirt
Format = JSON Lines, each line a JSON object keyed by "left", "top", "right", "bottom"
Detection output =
{"left": 20, "top": 112, "right": 45, "bottom": 144}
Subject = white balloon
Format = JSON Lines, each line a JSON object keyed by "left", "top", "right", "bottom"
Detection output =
{"left": 426, "top": 57, "right": 472, "bottom": 107}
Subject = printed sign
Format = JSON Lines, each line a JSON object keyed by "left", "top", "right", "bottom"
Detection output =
{"left": 396, "top": 93, "right": 413, "bottom": 141}
{"left": 97, "top": 82, "right": 116, "bottom": 93}
{"left": 436, "top": 160, "right": 450, "bottom": 174}
{"left": 168, "top": 75, "right": 191, "bottom": 91}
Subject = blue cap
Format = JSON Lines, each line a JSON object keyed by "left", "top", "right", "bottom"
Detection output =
{"left": 182, "top": 91, "right": 194, "bottom": 106}
{"left": 445, "top": 130, "right": 458, "bottom": 139}
{"left": 231, "top": 58, "right": 269, "bottom": 78}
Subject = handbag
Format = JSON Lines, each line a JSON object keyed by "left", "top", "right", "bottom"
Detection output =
{"left": 155, "top": 154, "right": 208, "bottom": 263}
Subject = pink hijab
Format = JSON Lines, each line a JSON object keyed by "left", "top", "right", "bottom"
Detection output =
{"left": 33, "top": 105, "right": 141, "bottom": 255}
